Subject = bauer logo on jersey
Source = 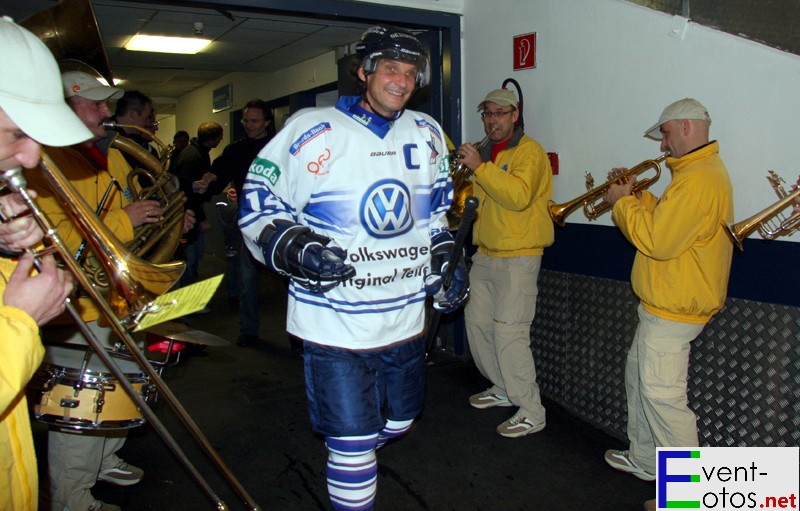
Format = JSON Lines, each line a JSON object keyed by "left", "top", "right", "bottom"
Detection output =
{"left": 360, "top": 179, "right": 414, "bottom": 238}
{"left": 249, "top": 157, "right": 281, "bottom": 185}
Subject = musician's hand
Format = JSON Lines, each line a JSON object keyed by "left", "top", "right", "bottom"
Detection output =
{"left": 182, "top": 209, "right": 196, "bottom": 233}
{"left": 5, "top": 252, "right": 74, "bottom": 325}
{"left": 192, "top": 180, "right": 208, "bottom": 194}
{"left": 607, "top": 167, "right": 629, "bottom": 181}
{"left": 124, "top": 199, "right": 163, "bottom": 227}
{"left": 604, "top": 179, "right": 636, "bottom": 207}
{"left": 0, "top": 191, "right": 44, "bottom": 253}
{"left": 455, "top": 142, "right": 483, "bottom": 173}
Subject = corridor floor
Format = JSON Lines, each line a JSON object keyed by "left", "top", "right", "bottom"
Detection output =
{"left": 32, "top": 255, "right": 654, "bottom": 511}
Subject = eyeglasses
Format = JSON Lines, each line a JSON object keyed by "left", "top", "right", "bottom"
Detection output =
{"left": 480, "top": 109, "right": 513, "bottom": 120}
{"left": 241, "top": 118, "right": 265, "bottom": 125}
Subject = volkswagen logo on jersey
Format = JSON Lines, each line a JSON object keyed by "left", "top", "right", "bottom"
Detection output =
{"left": 360, "top": 179, "right": 413, "bottom": 238}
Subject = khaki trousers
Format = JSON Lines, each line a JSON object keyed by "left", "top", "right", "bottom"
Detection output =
{"left": 464, "top": 253, "right": 546, "bottom": 422}
{"left": 40, "top": 321, "right": 141, "bottom": 511}
{"left": 625, "top": 304, "right": 705, "bottom": 473}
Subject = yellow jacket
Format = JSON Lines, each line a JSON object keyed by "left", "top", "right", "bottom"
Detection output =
{"left": 471, "top": 130, "right": 554, "bottom": 257}
{"left": 612, "top": 141, "right": 733, "bottom": 324}
{"left": 0, "top": 257, "right": 43, "bottom": 511}
{"left": 25, "top": 145, "right": 134, "bottom": 322}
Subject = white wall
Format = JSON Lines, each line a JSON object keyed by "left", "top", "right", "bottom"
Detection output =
{"left": 462, "top": 0, "right": 800, "bottom": 241}
{"left": 174, "top": 0, "right": 800, "bottom": 241}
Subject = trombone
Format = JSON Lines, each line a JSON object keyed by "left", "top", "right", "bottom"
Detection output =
{"left": 0, "top": 157, "right": 261, "bottom": 509}
{"left": 548, "top": 154, "right": 667, "bottom": 226}
{"left": 726, "top": 170, "right": 800, "bottom": 250}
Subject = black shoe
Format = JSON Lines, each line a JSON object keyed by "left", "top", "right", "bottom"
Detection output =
{"left": 237, "top": 334, "right": 259, "bottom": 347}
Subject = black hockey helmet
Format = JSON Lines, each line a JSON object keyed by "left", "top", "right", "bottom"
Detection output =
{"left": 355, "top": 26, "right": 430, "bottom": 87}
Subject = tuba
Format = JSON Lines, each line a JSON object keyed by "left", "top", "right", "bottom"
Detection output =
{"left": 548, "top": 154, "right": 667, "bottom": 226}
{"left": 726, "top": 170, "right": 800, "bottom": 250}
{"left": 103, "top": 122, "right": 186, "bottom": 264}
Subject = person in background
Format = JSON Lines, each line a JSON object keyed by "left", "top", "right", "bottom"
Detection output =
{"left": 111, "top": 89, "right": 160, "bottom": 165}
{"left": 0, "top": 17, "right": 83, "bottom": 511}
{"left": 601, "top": 98, "right": 733, "bottom": 507}
{"left": 169, "top": 129, "right": 190, "bottom": 169}
{"left": 171, "top": 122, "right": 223, "bottom": 291}
{"left": 457, "top": 88, "right": 554, "bottom": 438}
{"left": 238, "top": 26, "right": 469, "bottom": 510}
{"left": 206, "top": 99, "right": 276, "bottom": 346}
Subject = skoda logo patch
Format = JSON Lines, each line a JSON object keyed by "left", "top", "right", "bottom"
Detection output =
{"left": 360, "top": 179, "right": 413, "bottom": 238}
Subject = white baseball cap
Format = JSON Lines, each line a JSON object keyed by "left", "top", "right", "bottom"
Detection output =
{"left": 0, "top": 16, "right": 92, "bottom": 147}
{"left": 644, "top": 98, "right": 712, "bottom": 140}
{"left": 62, "top": 70, "right": 123, "bottom": 101}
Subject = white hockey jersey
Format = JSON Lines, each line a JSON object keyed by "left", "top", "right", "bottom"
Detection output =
{"left": 240, "top": 96, "right": 452, "bottom": 349}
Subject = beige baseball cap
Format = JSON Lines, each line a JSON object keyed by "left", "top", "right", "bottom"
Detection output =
{"left": 0, "top": 16, "right": 92, "bottom": 147}
{"left": 644, "top": 98, "right": 711, "bottom": 140}
{"left": 477, "top": 88, "right": 518, "bottom": 112}
{"left": 62, "top": 70, "right": 123, "bottom": 101}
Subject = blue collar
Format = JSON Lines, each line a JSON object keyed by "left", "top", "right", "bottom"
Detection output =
{"left": 336, "top": 96, "right": 397, "bottom": 139}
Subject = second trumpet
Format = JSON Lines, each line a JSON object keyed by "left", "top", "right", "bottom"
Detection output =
{"left": 548, "top": 154, "right": 668, "bottom": 226}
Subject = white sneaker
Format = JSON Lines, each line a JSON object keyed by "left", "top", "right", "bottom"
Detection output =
{"left": 469, "top": 389, "right": 512, "bottom": 409}
{"left": 97, "top": 461, "right": 144, "bottom": 486}
{"left": 604, "top": 449, "right": 656, "bottom": 481}
{"left": 496, "top": 412, "right": 545, "bottom": 438}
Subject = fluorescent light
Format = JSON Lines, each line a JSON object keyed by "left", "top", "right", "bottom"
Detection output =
{"left": 125, "top": 34, "right": 211, "bottom": 54}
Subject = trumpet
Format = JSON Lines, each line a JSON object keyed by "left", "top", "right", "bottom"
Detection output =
{"left": 726, "top": 170, "right": 800, "bottom": 250}
{"left": 548, "top": 154, "right": 668, "bottom": 226}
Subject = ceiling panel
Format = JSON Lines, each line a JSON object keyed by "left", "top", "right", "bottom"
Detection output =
{"left": 2, "top": 0, "right": 374, "bottom": 114}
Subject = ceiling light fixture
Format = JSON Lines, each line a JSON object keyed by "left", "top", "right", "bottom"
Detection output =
{"left": 124, "top": 34, "right": 211, "bottom": 54}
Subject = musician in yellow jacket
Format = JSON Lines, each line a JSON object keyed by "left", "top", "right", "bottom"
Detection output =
{"left": 456, "top": 88, "right": 554, "bottom": 438}
{"left": 602, "top": 98, "right": 733, "bottom": 485}
{"left": 0, "top": 17, "right": 88, "bottom": 511}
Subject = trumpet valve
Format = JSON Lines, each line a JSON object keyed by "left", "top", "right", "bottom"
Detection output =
{"left": 584, "top": 172, "right": 595, "bottom": 192}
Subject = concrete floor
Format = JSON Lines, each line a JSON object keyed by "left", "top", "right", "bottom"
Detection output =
{"left": 32, "top": 254, "right": 654, "bottom": 511}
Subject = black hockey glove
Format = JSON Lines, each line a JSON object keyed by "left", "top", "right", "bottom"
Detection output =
{"left": 256, "top": 219, "right": 356, "bottom": 293}
{"left": 424, "top": 231, "right": 469, "bottom": 313}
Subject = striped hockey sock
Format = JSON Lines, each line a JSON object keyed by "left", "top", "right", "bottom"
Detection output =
{"left": 325, "top": 434, "right": 379, "bottom": 511}
{"left": 376, "top": 418, "right": 414, "bottom": 450}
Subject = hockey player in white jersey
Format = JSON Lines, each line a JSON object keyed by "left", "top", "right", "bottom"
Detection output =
{"left": 239, "top": 26, "right": 469, "bottom": 510}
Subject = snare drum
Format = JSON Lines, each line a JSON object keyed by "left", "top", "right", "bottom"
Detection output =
{"left": 29, "top": 343, "right": 154, "bottom": 431}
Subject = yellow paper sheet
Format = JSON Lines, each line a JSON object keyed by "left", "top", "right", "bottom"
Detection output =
{"left": 133, "top": 274, "right": 223, "bottom": 331}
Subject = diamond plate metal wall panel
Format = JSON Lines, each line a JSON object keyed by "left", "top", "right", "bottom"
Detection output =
{"left": 533, "top": 269, "right": 800, "bottom": 447}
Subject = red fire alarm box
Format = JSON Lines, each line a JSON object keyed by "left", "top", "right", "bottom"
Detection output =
{"left": 548, "top": 152, "right": 559, "bottom": 175}
{"left": 513, "top": 32, "right": 536, "bottom": 71}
